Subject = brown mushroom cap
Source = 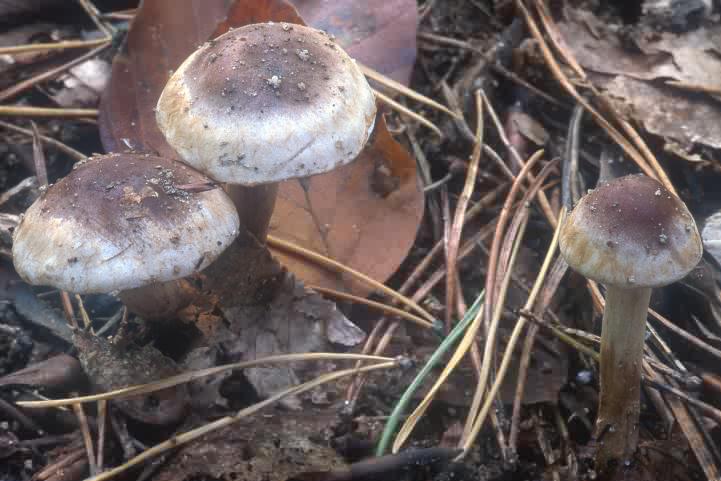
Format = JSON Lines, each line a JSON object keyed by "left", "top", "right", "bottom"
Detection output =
{"left": 12, "top": 153, "right": 239, "bottom": 293}
{"left": 559, "top": 174, "right": 702, "bottom": 287}
{"left": 155, "top": 22, "right": 377, "bottom": 185}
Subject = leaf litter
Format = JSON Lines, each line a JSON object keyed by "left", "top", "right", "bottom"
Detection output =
{"left": 2, "top": 1, "right": 721, "bottom": 481}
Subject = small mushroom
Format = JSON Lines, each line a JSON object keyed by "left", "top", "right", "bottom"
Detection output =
{"left": 12, "top": 153, "right": 239, "bottom": 318}
{"left": 155, "top": 22, "right": 377, "bottom": 241}
{"left": 559, "top": 174, "right": 702, "bottom": 476}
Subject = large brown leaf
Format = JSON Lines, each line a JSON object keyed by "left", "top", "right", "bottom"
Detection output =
{"left": 98, "top": 0, "right": 423, "bottom": 293}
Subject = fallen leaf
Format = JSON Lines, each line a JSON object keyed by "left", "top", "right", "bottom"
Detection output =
{"left": 293, "top": 0, "right": 417, "bottom": 83}
{"left": 73, "top": 329, "right": 189, "bottom": 425}
{"left": 98, "top": 0, "right": 424, "bottom": 294}
{"left": 181, "top": 346, "right": 233, "bottom": 412}
{"left": 557, "top": 8, "right": 721, "bottom": 158}
{"left": 211, "top": 272, "right": 365, "bottom": 408}
{"left": 197, "top": 230, "right": 366, "bottom": 408}
{"left": 0, "top": 354, "right": 83, "bottom": 390}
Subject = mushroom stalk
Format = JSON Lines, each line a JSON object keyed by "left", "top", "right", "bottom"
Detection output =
{"left": 595, "top": 285, "right": 652, "bottom": 475}
{"left": 118, "top": 280, "right": 198, "bottom": 320}
{"left": 224, "top": 183, "right": 278, "bottom": 242}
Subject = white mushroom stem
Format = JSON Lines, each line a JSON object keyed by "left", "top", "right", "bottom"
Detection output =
{"left": 224, "top": 183, "right": 278, "bottom": 242}
{"left": 117, "top": 279, "right": 198, "bottom": 321}
{"left": 595, "top": 285, "right": 652, "bottom": 474}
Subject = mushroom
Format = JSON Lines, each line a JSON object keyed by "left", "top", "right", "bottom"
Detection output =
{"left": 12, "top": 153, "right": 239, "bottom": 318}
{"left": 155, "top": 21, "right": 377, "bottom": 241}
{"left": 559, "top": 174, "right": 702, "bottom": 475}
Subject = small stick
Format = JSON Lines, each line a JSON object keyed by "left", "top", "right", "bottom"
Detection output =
{"left": 373, "top": 88, "right": 442, "bottom": 137}
{"left": 394, "top": 212, "right": 530, "bottom": 452}
{"left": 0, "top": 42, "right": 111, "bottom": 103}
{"left": 97, "top": 400, "right": 107, "bottom": 471}
{"left": 480, "top": 91, "right": 557, "bottom": 227}
{"left": 0, "top": 120, "right": 85, "bottom": 160}
{"left": 30, "top": 121, "right": 48, "bottom": 188}
{"left": 267, "top": 235, "right": 435, "bottom": 323}
{"left": 509, "top": 255, "right": 568, "bottom": 453}
{"left": 84, "top": 361, "right": 400, "bottom": 481}
{"left": 515, "top": 0, "right": 665, "bottom": 190}
{"left": 102, "top": 9, "right": 137, "bottom": 20}
{"left": 0, "top": 106, "right": 98, "bottom": 118}
{"left": 311, "top": 285, "right": 433, "bottom": 329}
{"left": 35, "top": 449, "right": 86, "bottom": 481}
{"left": 359, "top": 62, "right": 459, "bottom": 119}
{"left": 460, "top": 204, "right": 565, "bottom": 455}
{"left": 75, "top": 295, "right": 93, "bottom": 330}
{"left": 77, "top": 0, "right": 115, "bottom": 37}
{"left": 18, "top": 353, "right": 396, "bottom": 408}
{"left": 445, "top": 90, "right": 483, "bottom": 327}
{"left": 0, "top": 38, "right": 108, "bottom": 56}
{"left": 72, "top": 401, "right": 97, "bottom": 475}
{"left": 60, "top": 291, "right": 78, "bottom": 328}
{"left": 665, "top": 79, "right": 721, "bottom": 97}
{"left": 0, "top": 397, "right": 41, "bottom": 433}
{"left": 648, "top": 308, "right": 721, "bottom": 363}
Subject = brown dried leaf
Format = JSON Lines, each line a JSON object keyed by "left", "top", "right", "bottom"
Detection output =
{"left": 73, "top": 330, "right": 189, "bottom": 425}
{"left": 98, "top": 0, "right": 423, "bottom": 293}
{"left": 0, "top": 354, "right": 83, "bottom": 390}
{"left": 293, "top": 0, "right": 417, "bottom": 83}
{"left": 557, "top": 9, "right": 721, "bottom": 157}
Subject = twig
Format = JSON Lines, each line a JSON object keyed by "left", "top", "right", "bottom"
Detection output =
{"left": 0, "top": 42, "right": 111, "bottom": 103}
{"left": 0, "top": 38, "right": 108, "bottom": 56}
{"left": 665, "top": 80, "right": 721, "bottom": 97}
{"left": 310, "top": 285, "right": 434, "bottom": 330}
{"left": 359, "top": 62, "right": 459, "bottom": 119}
{"left": 75, "top": 295, "right": 93, "bottom": 330}
{"left": 393, "top": 208, "right": 529, "bottom": 452}
{"left": 97, "top": 399, "right": 107, "bottom": 471}
{"left": 85, "top": 361, "right": 400, "bottom": 481}
{"left": 77, "top": 0, "right": 115, "bottom": 37}
{"left": 445, "top": 90, "right": 483, "bottom": 328}
{"left": 480, "top": 91, "right": 557, "bottom": 227}
{"left": 72, "top": 401, "right": 97, "bottom": 475}
{"left": 373, "top": 88, "right": 443, "bottom": 137}
{"left": 0, "top": 106, "right": 98, "bottom": 118}
{"left": 30, "top": 121, "right": 48, "bottom": 188}
{"left": 0, "top": 120, "right": 85, "bottom": 160}
{"left": 101, "top": 8, "right": 137, "bottom": 21}
{"left": 267, "top": 235, "right": 436, "bottom": 324}
{"left": 0, "top": 397, "right": 41, "bottom": 433}
{"left": 515, "top": 1, "right": 655, "bottom": 183}
{"left": 18, "top": 353, "right": 395, "bottom": 408}
{"left": 35, "top": 449, "right": 86, "bottom": 481}
{"left": 460, "top": 204, "right": 564, "bottom": 455}
{"left": 646, "top": 380, "right": 721, "bottom": 424}
{"left": 60, "top": 291, "right": 78, "bottom": 328}
{"left": 376, "top": 293, "right": 483, "bottom": 455}
{"left": 647, "top": 309, "right": 721, "bottom": 363}
{"left": 509, "top": 255, "right": 568, "bottom": 453}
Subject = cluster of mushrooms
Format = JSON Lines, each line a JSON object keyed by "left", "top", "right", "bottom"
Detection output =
{"left": 9, "top": 18, "right": 705, "bottom": 481}
{"left": 12, "top": 22, "right": 377, "bottom": 315}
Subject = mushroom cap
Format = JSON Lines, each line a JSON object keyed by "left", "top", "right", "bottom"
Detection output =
{"left": 156, "top": 22, "right": 377, "bottom": 185}
{"left": 559, "top": 174, "right": 702, "bottom": 287}
{"left": 12, "top": 153, "right": 240, "bottom": 293}
{"left": 702, "top": 211, "right": 721, "bottom": 265}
